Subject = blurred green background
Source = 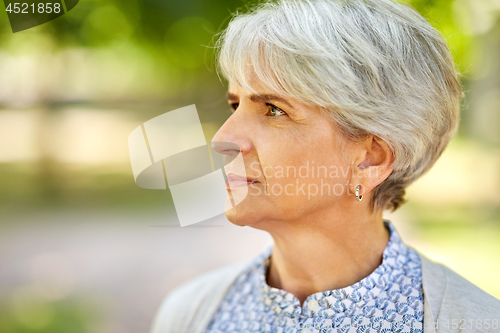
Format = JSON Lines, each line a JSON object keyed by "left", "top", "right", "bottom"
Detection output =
{"left": 0, "top": 0, "right": 499, "bottom": 332}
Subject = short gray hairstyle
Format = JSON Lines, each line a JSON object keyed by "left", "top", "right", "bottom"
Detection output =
{"left": 216, "top": 0, "right": 463, "bottom": 211}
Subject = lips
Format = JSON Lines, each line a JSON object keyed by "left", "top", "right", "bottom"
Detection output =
{"left": 225, "top": 172, "right": 260, "bottom": 189}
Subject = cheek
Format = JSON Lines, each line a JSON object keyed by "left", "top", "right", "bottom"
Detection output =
{"left": 252, "top": 118, "right": 351, "bottom": 206}
{"left": 263, "top": 162, "right": 351, "bottom": 205}
{"left": 258, "top": 145, "right": 350, "bottom": 205}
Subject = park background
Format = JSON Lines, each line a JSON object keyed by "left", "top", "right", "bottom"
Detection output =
{"left": 0, "top": 0, "right": 499, "bottom": 332}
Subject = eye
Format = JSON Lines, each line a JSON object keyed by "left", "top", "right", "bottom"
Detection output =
{"left": 230, "top": 103, "right": 239, "bottom": 112}
{"left": 267, "top": 104, "right": 288, "bottom": 118}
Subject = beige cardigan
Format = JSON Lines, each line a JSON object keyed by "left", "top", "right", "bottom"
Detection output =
{"left": 150, "top": 250, "right": 500, "bottom": 333}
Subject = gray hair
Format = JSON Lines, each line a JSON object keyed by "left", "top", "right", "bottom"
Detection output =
{"left": 215, "top": 0, "right": 463, "bottom": 211}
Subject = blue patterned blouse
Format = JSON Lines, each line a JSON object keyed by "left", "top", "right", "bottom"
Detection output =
{"left": 205, "top": 221, "right": 424, "bottom": 333}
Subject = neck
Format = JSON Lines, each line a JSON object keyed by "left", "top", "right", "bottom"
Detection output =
{"left": 261, "top": 203, "right": 390, "bottom": 306}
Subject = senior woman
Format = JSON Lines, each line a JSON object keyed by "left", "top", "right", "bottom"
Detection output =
{"left": 151, "top": 0, "right": 500, "bottom": 332}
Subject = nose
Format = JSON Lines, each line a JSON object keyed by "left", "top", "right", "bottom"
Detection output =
{"left": 211, "top": 111, "right": 253, "bottom": 162}
{"left": 210, "top": 141, "right": 240, "bottom": 165}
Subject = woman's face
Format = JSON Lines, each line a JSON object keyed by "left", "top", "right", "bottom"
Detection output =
{"left": 212, "top": 78, "right": 359, "bottom": 228}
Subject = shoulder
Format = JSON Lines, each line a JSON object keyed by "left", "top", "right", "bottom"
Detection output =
{"left": 149, "top": 259, "right": 252, "bottom": 333}
{"left": 418, "top": 252, "right": 500, "bottom": 324}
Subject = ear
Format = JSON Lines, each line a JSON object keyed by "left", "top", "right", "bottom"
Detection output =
{"left": 348, "top": 135, "right": 394, "bottom": 196}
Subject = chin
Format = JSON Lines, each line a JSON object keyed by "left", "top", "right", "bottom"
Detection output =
{"left": 224, "top": 203, "right": 281, "bottom": 230}
{"left": 222, "top": 188, "right": 282, "bottom": 228}
{"left": 223, "top": 187, "right": 261, "bottom": 227}
{"left": 224, "top": 207, "right": 256, "bottom": 227}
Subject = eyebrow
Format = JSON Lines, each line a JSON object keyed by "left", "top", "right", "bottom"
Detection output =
{"left": 226, "top": 92, "right": 294, "bottom": 110}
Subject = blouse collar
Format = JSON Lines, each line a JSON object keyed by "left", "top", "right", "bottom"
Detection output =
{"left": 251, "top": 220, "right": 420, "bottom": 318}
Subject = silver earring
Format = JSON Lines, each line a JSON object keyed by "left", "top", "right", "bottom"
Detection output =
{"left": 355, "top": 185, "right": 363, "bottom": 202}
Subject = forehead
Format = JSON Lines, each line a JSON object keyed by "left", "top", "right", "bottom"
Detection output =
{"left": 228, "top": 77, "right": 271, "bottom": 96}
{"left": 225, "top": 63, "right": 322, "bottom": 112}
{"left": 227, "top": 61, "right": 286, "bottom": 94}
